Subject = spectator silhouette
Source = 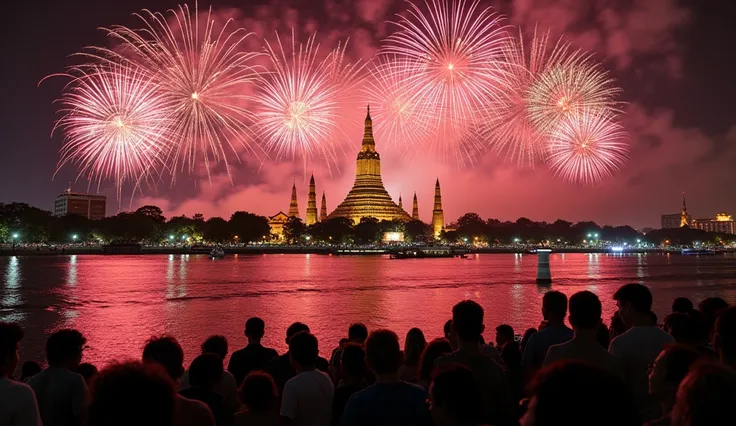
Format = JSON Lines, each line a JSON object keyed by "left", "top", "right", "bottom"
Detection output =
{"left": 521, "top": 291, "right": 574, "bottom": 373}
{"left": 672, "top": 297, "right": 693, "bottom": 314}
{"left": 521, "top": 361, "right": 637, "bottom": 426}
{"left": 610, "top": 311, "right": 629, "bottom": 340}
{"left": 697, "top": 297, "right": 728, "bottom": 341}
{"left": 76, "top": 362, "right": 98, "bottom": 385}
{"left": 0, "top": 322, "right": 42, "bottom": 426}
{"left": 278, "top": 331, "right": 333, "bottom": 426}
{"left": 429, "top": 365, "right": 483, "bottom": 426}
{"left": 647, "top": 344, "right": 702, "bottom": 426}
{"left": 265, "top": 323, "right": 329, "bottom": 395}
{"left": 500, "top": 341, "right": 524, "bottom": 410}
{"left": 21, "top": 360, "right": 42, "bottom": 382}
{"left": 180, "top": 353, "right": 230, "bottom": 426}
{"left": 234, "top": 372, "right": 278, "bottom": 426}
{"left": 545, "top": 291, "right": 622, "bottom": 378}
{"left": 609, "top": 283, "right": 675, "bottom": 422}
{"left": 398, "top": 328, "right": 426, "bottom": 382}
{"left": 436, "top": 300, "right": 514, "bottom": 426}
{"left": 520, "top": 328, "right": 536, "bottom": 353}
{"left": 444, "top": 319, "right": 456, "bottom": 349}
{"left": 417, "top": 338, "right": 452, "bottom": 390}
{"left": 28, "top": 329, "right": 88, "bottom": 426}
{"left": 714, "top": 306, "right": 736, "bottom": 369}
{"left": 143, "top": 335, "right": 215, "bottom": 426}
{"left": 596, "top": 323, "right": 611, "bottom": 349}
{"left": 332, "top": 343, "right": 367, "bottom": 426}
{"left": 671, "top": 363, "right": 736, "bottom": 426}
{"left": 228, "top": 318, "right": 279, "bottom": 387}
{"left": 330, "top": 323, "right": 368, "bottom": 382}
{"left": 184, "top": 335, "right": 239, "bottom": 413}
{"left": 340, "top": 329, "right": 431, "bottom": 426}
{"left": 495, "top": 324, "right": 514, "bottom": 348}
{"left": 87, "top": 361, "right": 175, "bottom": 426}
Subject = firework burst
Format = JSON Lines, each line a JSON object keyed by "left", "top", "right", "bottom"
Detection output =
{"left": 547, "top": 109, "right": 628, "bottom": 186}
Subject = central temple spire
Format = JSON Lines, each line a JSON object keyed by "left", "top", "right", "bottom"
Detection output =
{"left": 361, "top": 105, "right": 375, "bottom": 151}
{"left": 432, "top": 179, "right": 444, "bottom": 238}
{"left": 288, "top": 181, "right": 300, "bottom": 219}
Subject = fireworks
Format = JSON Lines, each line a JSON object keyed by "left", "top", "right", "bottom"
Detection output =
{"left": 547, "top": 110, "right": 628, "bottom": 186}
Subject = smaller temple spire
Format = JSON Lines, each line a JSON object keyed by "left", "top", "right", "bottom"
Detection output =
{"left": 399, "top": 194, "right": 403, "bottom": 210}
{"left": 288, "top": 180, "right": 300, "bottom": 219}
{"left": 680, "top": 192, "right": 689, "bottom": 227}
{"left": 412, "top": 192, "right": 419, "bottom": 220}
{"left": 306, "top": 173, "right": 317, "bottom": 225}
{"left": 320, "top": 191, "right": 327, "bottom": 222}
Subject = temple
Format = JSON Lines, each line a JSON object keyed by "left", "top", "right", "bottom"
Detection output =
{"left": 326, "top": 106, "right": 412, "bottom": 224}
{"left": 306, "top": 174, "right": 318, "bottom": 225}
{"left": 288, "top": 181, "right": 300, "bottom": 219}
{"left": 680, "top": 192, "right": 690, "bottom": 227}
{"left": 412, "top": 193, "right": 419, "bottom": 220}
{"left": 432, "top": 179, "right": 445, "bottom": 237}
{"left": 320, "top": 192, "right": 327, "bottom": 222}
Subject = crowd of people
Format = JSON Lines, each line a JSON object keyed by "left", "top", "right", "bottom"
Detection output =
{"left": 2, "top": 283, "right": 736, "bottom": 426}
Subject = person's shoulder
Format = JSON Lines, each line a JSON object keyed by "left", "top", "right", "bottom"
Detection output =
{"left": 401, "top": 381, "right": 428, "bottom": 396}
{"left": 435, "top": 351, "right": 457, "bottom": 366}
{"left": 545, "top": 341, "right": 567, "bottom": 360}
{"left": 265, "top": 346, "right": 279, "bottom": 356}
{"left": 229, "top": 347, "right": 247, "bottom": 358}
{"left": 177, "top": 393, "right": 212, "bottom": 413}
{"left": 1, "top": 379, "right": 36, "bottom": 399}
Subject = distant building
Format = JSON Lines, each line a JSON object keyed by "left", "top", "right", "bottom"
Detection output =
{"left": 54, "top": 189, "right": 106, "bottom": 220}
{"left": 268, "top": 211, "right": 289, "bottom": 240}
{"left": 661, "top": 193, "right": 691, "bottom": 229}
{"left": 692, "top": 213, "right": 735, "bottom": 234}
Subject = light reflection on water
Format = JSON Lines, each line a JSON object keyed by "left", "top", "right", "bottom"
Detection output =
{"left": 2, "top": 253, "right": 736, "bottom": 368}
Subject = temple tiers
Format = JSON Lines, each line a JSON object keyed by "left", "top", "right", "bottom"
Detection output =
{"left": 306, "top": 174, "right": 318, "bottom": 225}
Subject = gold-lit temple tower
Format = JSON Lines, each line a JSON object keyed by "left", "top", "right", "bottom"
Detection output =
{"left": 432, "top": 179, "right": 444, "bottom": 238}
{"left": 306, "top": 174, "right": 318, "bottom": 225}
{"left": 288, "top": 181, "right": 300, "bottom": 219}
{"left": 327, "top": 106, "right": 412, "bottom": 223}
{"left": 412, "top": 193, "right": 419, "bottom": 220}
{"left": 680, "top": 192, "right": 690, "bottom": 227}
{"left": 320, "top": 192, "right": 327, "bottom": 222}
{"left": 399, "top": 195, "right": 403, "bottom": 210}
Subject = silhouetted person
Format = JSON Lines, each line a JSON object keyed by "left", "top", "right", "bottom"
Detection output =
{"left": 417, "top": 338, "right": 452, "bottom": 390}
{"left": 234, "top": 372, "right": 278, "bottom": 426}
{"left": 87, "top": 361, "right": 175, "bottom": 426}
{"left": 545, "top": 291, "right": 622, "bottom": 378}
{"left": 143, "top": 335, "right": 215, "bottom": 426}
{"left": 341, "top": 329, "right": 431, "bottom": 426}
{"left": 714, "top": 306, "right": 736, "bottom": 369}
{"left": 596, "top": 323, "right": 611, "bottom": 349}
{"left": 0, "top": 322, "right": 42, "bottom": 426}
{"left": 429, "top": 365, "right": 484, "bottom": 426}
{"left": 265, "top": 323, "right": 329, "bottom": 395}
{"left": 521, "top": 291, "right": 573, "bottom": 373}
{"left": 647, "top": 344, "right": 702, "bottom": 426}
{"left": 495, "top": 324, "right": 515, "bottom": 348}
{"left": 330, "top": 323, "right": 368, "bottom": 382}
{"left": 672, "top": 297, "right": 693, "bottom": 314}
{"left": 520, "top": 328, "right": 536, "bottom": 353}
{"left": 185, "top": 335, "right": 239, "bottom": 413}
{"left": 181, "top": 353, "right": 230, "bottom": 426}
{"left": 610, "top": 311, "right": 629, "bottom": 340}
{"left": 671, "top": 363, "right": 736, "bottom": 426}
{"left": 229, "top": 318, "right": 279, "bottom": 386}
{"left": 697, "top": 297, "right": 728, "bottom": 340}
{"left": 28, "top": 329, "right": 88, "bottom": 426}
{"left": 444, "top": 319, "right": 456, "bottom": 349}
{"left": 398, "top": 328, "right": 426, "bottom": 382}
{"left": 332, "top": 344, "right": 367, "bottom": 426}
{"left": 76, "top": 362, "right": 98, "bottom": 385}
{"left": 521, "top": 361, "right": 637, "bottom": 426}
{"left": 609, "top": 283, "right": 675, "bottom": 422}
{"left": 21, "top": 360, "right": 42, "bottom": 382}
{"left": 278, "top": 331, "right": 333, "bottom": 426}
{"left": 436, "top": 301, "right": 513, "bottom": 426}
{"left": 501, "top": 341, "right": 524, "bottom": 410}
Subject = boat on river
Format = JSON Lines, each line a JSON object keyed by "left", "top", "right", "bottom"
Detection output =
{"left": 681, "top": 248, "right": 716, "bottom": 255}
{"left": 390, "top": 247, "right": 462, "bottom": 259}
{"left": 209, "top": 247, "right": 225, "bottom": 259}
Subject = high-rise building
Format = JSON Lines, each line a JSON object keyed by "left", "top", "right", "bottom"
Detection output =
{"left": 661, "top": 193, "right": 691, "bottom": 229}
{"left": 54, "top": 189, "right": 106, "bottom": 220}
{"left": 306, "top": 174, "right": 318, "bottom": 225}
{"left": 288, "top": 181, "right": 300, "bottom": 219}
{"left": 692, "top": 213, "right": 735, "bottom": 234}
{"left": 432, "top": 179, "right": 444, "bottom": 238}
{"left": 412, "top": 193, "right": 419, "bottom": 220}
{"left": 320, "top": 192, "right": 327, "bottom": 222}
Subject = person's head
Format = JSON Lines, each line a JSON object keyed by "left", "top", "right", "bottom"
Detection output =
{"left": 714, "top": 306, "right": 736, "bottom": 365}
{"left": 188, "top": 353, "right": 223, "bottom": 389}
{"left": 613, "top": 283, "right": 652, "bottom": 326}
{"left": 201, "top": 335, "right": 228, "bottom": 359}
{"left": 429, "top": 365, "right": 482, "bottom": 426}
{"left": 649, "top": 344, "right": 701, "bottom": 404}
{"left": 673, "top": 297, "right": 694, "bottom": 314}
{"left": 444, "top": 319, "right": 456, "bottom": 349}
{"left": 21, "top": 360, "right": 42, "bottom": 381}
{"left": 0, "top": 323, "right": 23, "bottom": 377}
{"left": 495, "top": 324, "right": 514, "bottom": 347}
{"left": 521, "top": 328, "right": 537, "bottom": 352}
{"left": 365, "top": 329, "right": 402, "bottom": 376}
{"left": 340, "top": 343, "right": 366, "bottom": 380}
{"left": 245, "top": 317, "right": 265, "bottom": 341}
{"left": 404, "top": 328, "right": 427, "bottom": 365}
{"left": 663, "top": 313, "right": 696, "bottom": 344}
{"left": 501, "top": 341, "right": 522, "bottom": 369}
{"left": 452, "top": 300, "right": 485, "bottom": 342}
{"left": 46, "top": 329, "right": 86, "bottom": 369}
{"left": 596, "top": 323, "right": 611, "bottom": 349}
{"left": 348, "top": 323, "right": 369, "bottom": 344}
{"left": 610, "top": 312, "right": 629, "bottom": 339}
{"left": 672, "top": 363, "right": 736, "bottom": 426}
{"left": 419, "top": 338, "right": 453, "bottom": 382}
{"left": 522, "top": 361, "right": 637, "bottom": 426}
{"left": 568, "top": 291, "right": 602, "bottom": 331}
{"left": 87, "top": 361, "right": 176, "bottom": 426}
{"left": 339, "top": 338, "right": 349, "bottom": 348}
{"left": 142, "top": 335, "right": 184, "bottom": 380}
{"left": 239, "top": 371, "right": 277, "bottom": 413}
{"left": 699, "top": 297, "right": 729, "bottom": 338}
{"left": 542, "top": 291, "right": 568, "bottom": 323}
{"left": 285, "top": 322, "right": 309, "bottom": 345}
{"left": 77, "top": 362, "right": 99, "bottom": 384}
{"left": 288, "top": 331, "right": 318, "bottom": 370}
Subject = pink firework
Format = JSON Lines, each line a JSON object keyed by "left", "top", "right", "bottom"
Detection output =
{"left": 381, "top": 0, "right": 509, "bottom": 165}
{"left": 51, "top": 65, "right": 170, "bottom": 201}
{"left": 547, "top": 110, "right": 628, "bottom": 186}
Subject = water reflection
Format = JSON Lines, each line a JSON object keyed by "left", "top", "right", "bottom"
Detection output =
{"left": 66, "top": 255, "right": 77, "bottom": 287}
{"left": 2, "top": 257, "right": 22, "bottom": 322}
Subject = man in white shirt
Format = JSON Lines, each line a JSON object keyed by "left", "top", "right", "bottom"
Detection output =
{"left": 278, "top": 331, "right": 334, "bottom": 426}
{"left": 0, "top": 322, "right": 42, "bottom": 426}
{"left": 608, "top": 284, "right": 675, "bottom": 423}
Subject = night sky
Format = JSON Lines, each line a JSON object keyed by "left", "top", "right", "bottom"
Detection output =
{"left": 2, "top": 0, "right": 735, "bottom": 228}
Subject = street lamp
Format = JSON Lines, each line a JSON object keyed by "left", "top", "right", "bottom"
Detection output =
{"left": 168, "top": 235, "right": 174, "bottom": 241}
{"left": 587, "top": 233, "right": 592, "bottom": 238}
{"left": 513, "top": 238, "right": 520, "bottom": 243}
{"left": 12, "top": 233, "right": 19, "bottom": 240}
{"left": 594, "top": 233, "right": 599, "bottom": 239}
{"left": 181, "top": 235, "right": 187, "bottom": 241}
{"left": 72, "top": 234, "right": 78, "bottom": 241}
{"left": 463, "top": 237, "right": 468, "bottom": 243}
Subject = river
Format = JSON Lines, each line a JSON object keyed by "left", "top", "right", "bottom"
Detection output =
{"left": 2, "top": 253, "right": 736, "bottom": 367}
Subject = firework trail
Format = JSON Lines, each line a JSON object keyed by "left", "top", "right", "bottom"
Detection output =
{"left": 381, "top": 0, "right": 509, "bottom": 165}
{"left": 547, "top": 109, "right": 628, "bottom": 186}
{"left": 94, "top": 2, "right": 262, "bottom": 181}
{"left": 50, "top": 65, "right": 171, "bottom": 201}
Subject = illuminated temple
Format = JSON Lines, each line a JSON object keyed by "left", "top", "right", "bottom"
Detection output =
{"left": 326, "top": 107, "right": 412, "bottom": 224}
